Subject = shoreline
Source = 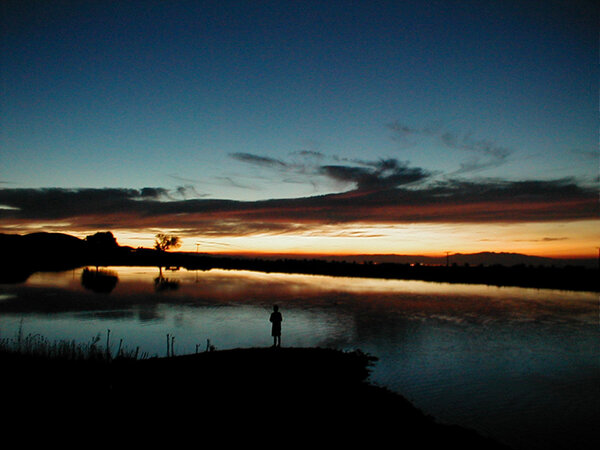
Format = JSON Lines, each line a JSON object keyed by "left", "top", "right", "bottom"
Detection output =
{"left": 2, "top": 346, "right": 512, "bottom": 447}
{"left": 2, "top": 258, "right": 598, "bottom": 293}
{"left": 2, "top": 232, "right": 597, "bottom": 292}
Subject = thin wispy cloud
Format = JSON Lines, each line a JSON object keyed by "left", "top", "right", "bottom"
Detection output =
{"left": 387, "top": 121, "right": 513, "bottom": 175}
{"left": 229, "top": 153, "right": 289, "bottom": 169}
{"left": 293, "top": 150, "right": 326, "bottom": 159}
{"left": 441, "top": 132, "right": 512, "bottom": 175}
{"left": 512, "top": 237, "right": 569, "bottom": 243}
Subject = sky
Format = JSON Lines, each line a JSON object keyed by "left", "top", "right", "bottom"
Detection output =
{"left": 1, "top": 0, "right": 598, "bottom": 257}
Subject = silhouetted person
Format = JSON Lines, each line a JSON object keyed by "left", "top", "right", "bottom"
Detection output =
{"left": 270, "top": 305, "right": 282, "bottom": 347}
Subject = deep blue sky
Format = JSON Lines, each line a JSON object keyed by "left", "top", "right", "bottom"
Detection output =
{"left": 0, "top": 1, "right": 598, "bottom": 255}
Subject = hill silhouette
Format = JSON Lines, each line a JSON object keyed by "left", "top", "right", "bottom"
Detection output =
{"left": 0, "top": 232, "right": 597, "bottom": 291}
{"left": 0, "top": 232, "right": 129, "bottom": 282}
{"left": 231, "top": 250, "right": 597, "bottom": 268}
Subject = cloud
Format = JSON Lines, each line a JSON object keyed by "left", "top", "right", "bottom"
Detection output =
{"left": 229, "top": 151, "right": 430, "bottom": 192}
{"left": 0, "top": 177, "right": 596, "bottom": 238}
{"left": 319, "top": 159, "right": 430, "bottom": 191}
{"left": 386, "top": 121, "right": 441, "bottom": 148}
{"left": 387, "top": 121, "right": 422, "bottom": 138}
{"left": 293, "top": 150, "right": 326, "bottom": 159}
{"left": 441, "top": 132, "right": 512, "bottom": 174}
{"left": 229, "top": 152, "right": 288, "bottom": 169}
{"left": 139, "top": 188, "right": 169, "bottom": 199}
{"left": 387, "top": 121, "right": 513, "bottom": 175}
{"left": 174, "top": 185, "right": 205, "bottom": 199}
{"left": 517, "top": 237, "right": 569, "bottom": 242}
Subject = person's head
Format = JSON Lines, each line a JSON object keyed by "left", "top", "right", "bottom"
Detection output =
{"left": 273, "top": 304, "right": 279, "bottom": 312}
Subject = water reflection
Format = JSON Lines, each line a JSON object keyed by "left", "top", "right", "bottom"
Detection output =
{"left": 81, "top": 267, "right": 119, "bottom": 293}
{"left": 0, "top": 266, "right": 597, "bottom": 325}
{"left": 154, "top": 275, "right": 180, "bottom": 292}
{"left": 0, "top": 266, "right": 598, "bottom": 450}
{"left": 154, "top": 266, "right": 181, "bottom": 292}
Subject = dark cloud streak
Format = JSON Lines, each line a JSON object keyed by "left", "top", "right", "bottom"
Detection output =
{"left": 0, "top": 177, "right": 596, "bottom": 237}
{"left": 320, "top": 159, "right": 429, "bottom": 191}
{"left": 230, "top": 152, "right": 430, "bottom": 192}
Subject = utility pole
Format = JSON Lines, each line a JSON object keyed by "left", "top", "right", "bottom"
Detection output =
{"left": 445, "top": 251, "right": 451, "bottom": 267}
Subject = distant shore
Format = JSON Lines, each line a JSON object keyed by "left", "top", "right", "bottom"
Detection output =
{"left": 2, "top": 346, "right": 511, "bottom": 447}
{"left": 182, "top": 254, "right": 599, "bottom": 292}
{"left": 4, "top": 252, "right": 598, "bottom": 293}
{"left": 1, "top": 232, "right": 597, "bottom": 292}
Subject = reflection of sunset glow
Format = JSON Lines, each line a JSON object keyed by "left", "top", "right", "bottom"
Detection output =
{"left": 20, "top": 267, "right": 598, "bottom": 326}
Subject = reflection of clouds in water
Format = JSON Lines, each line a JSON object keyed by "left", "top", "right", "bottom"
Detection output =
{"left": 0, "top": 267, "right": 596, "bottom": 329}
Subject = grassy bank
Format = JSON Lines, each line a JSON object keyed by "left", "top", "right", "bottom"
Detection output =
{"left": 1, "top": 341, "right": 511, "bottom": 448}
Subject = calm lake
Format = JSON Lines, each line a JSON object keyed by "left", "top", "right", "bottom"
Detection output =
{"left": 0, "top": 266, "right": 598, "bottom": 449}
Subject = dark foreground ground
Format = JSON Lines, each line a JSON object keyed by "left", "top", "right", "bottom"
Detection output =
{"left": 2, "top": 347, "right": 511, "bottom": 448}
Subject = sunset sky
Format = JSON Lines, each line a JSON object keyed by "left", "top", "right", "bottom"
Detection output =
{"left": 1, "top": 0, "right": 598, "bottom": 257}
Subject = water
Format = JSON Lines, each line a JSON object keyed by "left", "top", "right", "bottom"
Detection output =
{"left": 0, "top": 266, "right": 598, "bottom": 449}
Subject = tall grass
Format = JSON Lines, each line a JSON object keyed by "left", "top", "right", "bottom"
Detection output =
{"left": 0, "top": 323, "right": 147, "bottom": 361}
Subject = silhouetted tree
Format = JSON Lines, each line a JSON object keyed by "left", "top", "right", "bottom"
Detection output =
{"left": 85, "top": 231, "right": 119, "bottom": 249}
{"left": 85, "top": 232, "right": 119, "bottom": 267}
{"left": 154, "top": 233, "right": 181, "bottom": 252}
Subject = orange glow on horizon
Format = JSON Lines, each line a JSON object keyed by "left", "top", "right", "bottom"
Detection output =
{"left": 98, "top": 220, "right": 600, "bottom": 260}
{"left": 2, "top": 218, "right": 598, "bottom": 260}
